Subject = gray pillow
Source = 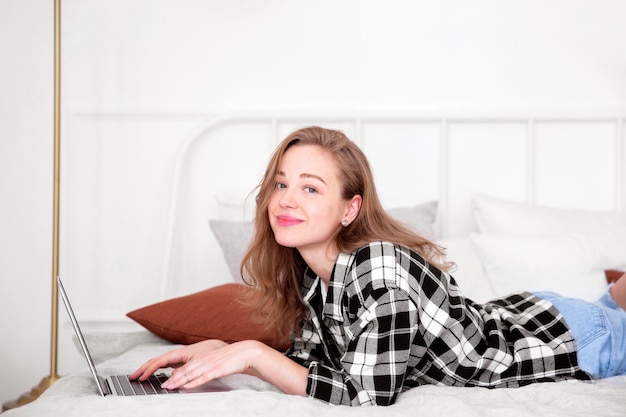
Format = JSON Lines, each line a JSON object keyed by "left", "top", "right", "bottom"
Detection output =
{"left": 209, "top": 220, "right": 254, "bottom": 283}
{"left": 210, "top": 201, "right": 438, "bottom": 282}
{"left": 387, "top": 200, "right": 438, "bottom": 238}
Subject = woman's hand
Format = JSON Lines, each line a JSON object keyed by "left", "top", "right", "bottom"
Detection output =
{"left": 129, "top": 339, "right": 229, "bottom": 387}
{"left": 129, "top": 339, "right": 309, "bottom": 396}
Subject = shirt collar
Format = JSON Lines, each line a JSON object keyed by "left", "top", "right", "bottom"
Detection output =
{"left": 300, "top": 267, "right": 319, "bottom": 305}
{"left": 301, "top": 251, "right": 355, "bottom": 323}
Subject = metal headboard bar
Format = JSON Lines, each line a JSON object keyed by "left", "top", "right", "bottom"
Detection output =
{"left": 159, "top": 112, "right": 626, "bottom": 299}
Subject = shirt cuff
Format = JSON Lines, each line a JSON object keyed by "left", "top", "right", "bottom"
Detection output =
{"left": 306, "top": 362, "right": 375, "bottom": 406}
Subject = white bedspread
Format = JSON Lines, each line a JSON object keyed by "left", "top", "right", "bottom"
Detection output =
{"left": 5, "top": 340, "right": 626, "bottom": 417}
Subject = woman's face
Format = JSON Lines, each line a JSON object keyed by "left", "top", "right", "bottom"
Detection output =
{"left": 268, "top": 144, "right": 354, "bottom": 258}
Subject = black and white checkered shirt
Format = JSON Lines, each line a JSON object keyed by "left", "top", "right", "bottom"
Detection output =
{"left": 287, "top": 241, "right": 590, "bottom": 406}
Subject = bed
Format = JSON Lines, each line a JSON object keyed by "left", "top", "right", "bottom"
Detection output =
{"left": 5, "top": 111, "right": 626, "bottom": 416}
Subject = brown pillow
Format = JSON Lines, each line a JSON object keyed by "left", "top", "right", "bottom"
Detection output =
{"left": 127, "top": 283, "right": 291, "bottom": 351}
{"left": 605, "top": 269, "right": 625, "bottom": 284}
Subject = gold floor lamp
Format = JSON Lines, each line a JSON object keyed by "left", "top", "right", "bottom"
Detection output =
{"left": 2, "top": 0, "right": 62, "bottom": 411}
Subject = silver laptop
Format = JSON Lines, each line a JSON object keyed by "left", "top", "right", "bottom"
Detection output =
{"left": 57, "top": 276, "right": 230, "bottom": 396}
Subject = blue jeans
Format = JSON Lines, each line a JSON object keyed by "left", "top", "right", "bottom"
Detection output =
{"left": 534, "top": 290, "right": 626, "bottom": 379}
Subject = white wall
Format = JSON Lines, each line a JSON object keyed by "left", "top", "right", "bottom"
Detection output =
{"left": 2, "top": 0, "right": 626, "bottom": 408}
{"left": 62, "top": 0, "right": 626, "bottom": 110}
{"left": 0, "top": 0, "right": 54, "bottom": 408}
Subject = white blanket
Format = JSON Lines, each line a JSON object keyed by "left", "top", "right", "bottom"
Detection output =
{"left": 5, "top": 340, "right": 626, "bottom": 417}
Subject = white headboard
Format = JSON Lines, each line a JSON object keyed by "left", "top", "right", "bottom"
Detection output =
{"left": 60, "top": 110, "right": 625, "bottom": 324}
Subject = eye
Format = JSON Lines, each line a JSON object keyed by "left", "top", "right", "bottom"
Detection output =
{"left": 304, "top": 186, "right": 317, "bottom": 194}
{"left": 275, "top": 182, "right": 287, "bottom": 189}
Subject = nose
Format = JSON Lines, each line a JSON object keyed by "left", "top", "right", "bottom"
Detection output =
{"left": 279, "top": 187, "right": 297, "bottom": 209}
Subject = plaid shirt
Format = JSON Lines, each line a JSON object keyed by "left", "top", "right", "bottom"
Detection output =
{"left": 287, "top": 241, "right": 590, "bottom": 406}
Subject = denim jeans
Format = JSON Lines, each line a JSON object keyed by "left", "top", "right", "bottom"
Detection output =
{"left": 534, "top": 289, "right": 626, "bottom": 379}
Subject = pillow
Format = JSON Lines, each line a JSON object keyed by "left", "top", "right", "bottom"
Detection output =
{"left": 215, "top": 193, "right": 255, "bottom": 222}
{"left": 438, "top": 237, "right": 493, "bottom": 303}
{"left": 471, "top": 194, "right": 626, "bottom": 270}
{"left": 387, "top": 201, "right": 438, "bottom": 238}
{"left": 209, "top": 220, "right": 253, "bottom": 283}
{"left": 605, "top": 269, "right": 624, "bottom": 284}
{"left": 211, "top": 200, "right": 439, "bottom": 282}
{"left": 126, "top": 283, "right": 291, "bottom": 351}
{"left": 471, "top": 233, "right": 608, "bottom": 301}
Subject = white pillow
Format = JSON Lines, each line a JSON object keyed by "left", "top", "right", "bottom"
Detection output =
{"left": 471, "top": 233, "right": 608, "bottom": 301}
{"left": 471, "top": 194, "right": 626, "bottom": 270}
{"left": 439, "top": 237, "right": 493, "bottom": 303}
{"left": 215, "top": 193, "right": 255, "bottom": 222}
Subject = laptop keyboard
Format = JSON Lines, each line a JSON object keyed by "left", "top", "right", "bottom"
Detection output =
{"left": 110, "top": 373, "right": 178, "bottom": 395}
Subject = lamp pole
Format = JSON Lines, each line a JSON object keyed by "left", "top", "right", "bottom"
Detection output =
{"left": 2, "top": 0, "right": 62, "bottom": 409}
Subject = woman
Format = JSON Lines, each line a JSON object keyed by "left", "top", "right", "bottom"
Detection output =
{"left": 131, "top": 126, "right": 626, "bottom": 406}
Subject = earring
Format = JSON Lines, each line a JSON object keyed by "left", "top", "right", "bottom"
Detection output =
{"left": 341, "top": 219, "right": 349, "bottom": 227}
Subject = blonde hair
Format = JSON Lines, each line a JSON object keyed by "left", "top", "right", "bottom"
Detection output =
{"left": 240, "top": 126, "right": 451, "bottom": 340}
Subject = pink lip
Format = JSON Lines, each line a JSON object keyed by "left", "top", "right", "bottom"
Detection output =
{"left": 276, "top": 215, "right": 303, "bottom": 227}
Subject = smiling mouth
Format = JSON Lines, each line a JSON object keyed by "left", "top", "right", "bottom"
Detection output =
{"left": 276, "top": 215, "right": 303, "bottom": 226}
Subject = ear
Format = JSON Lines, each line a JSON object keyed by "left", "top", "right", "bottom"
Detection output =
{"left": 344, "top": 194, "right": 362, "bottom": 224}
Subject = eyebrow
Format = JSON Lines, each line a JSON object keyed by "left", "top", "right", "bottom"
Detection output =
{"left": 276, "top": 170, "right": 327, "bottom": 185}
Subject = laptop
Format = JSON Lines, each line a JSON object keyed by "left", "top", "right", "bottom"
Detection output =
{"left": 57, "top": 276, "right": 230, "bottom": 396}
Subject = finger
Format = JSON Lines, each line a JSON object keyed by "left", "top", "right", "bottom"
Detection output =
{"left": 161, "top": 360, "right": 210, "bottom": 390}
{"left": 129, "top": 361, "right": 157, "bottom": 380}
{"left": 129, "top": 362, "right": 163, "bottom": 380}
{"left": 163, "top": 342, "right": 253, "bottom": 390}
{"left": 130, "top": 352, "right": 188, "bottom": 380}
